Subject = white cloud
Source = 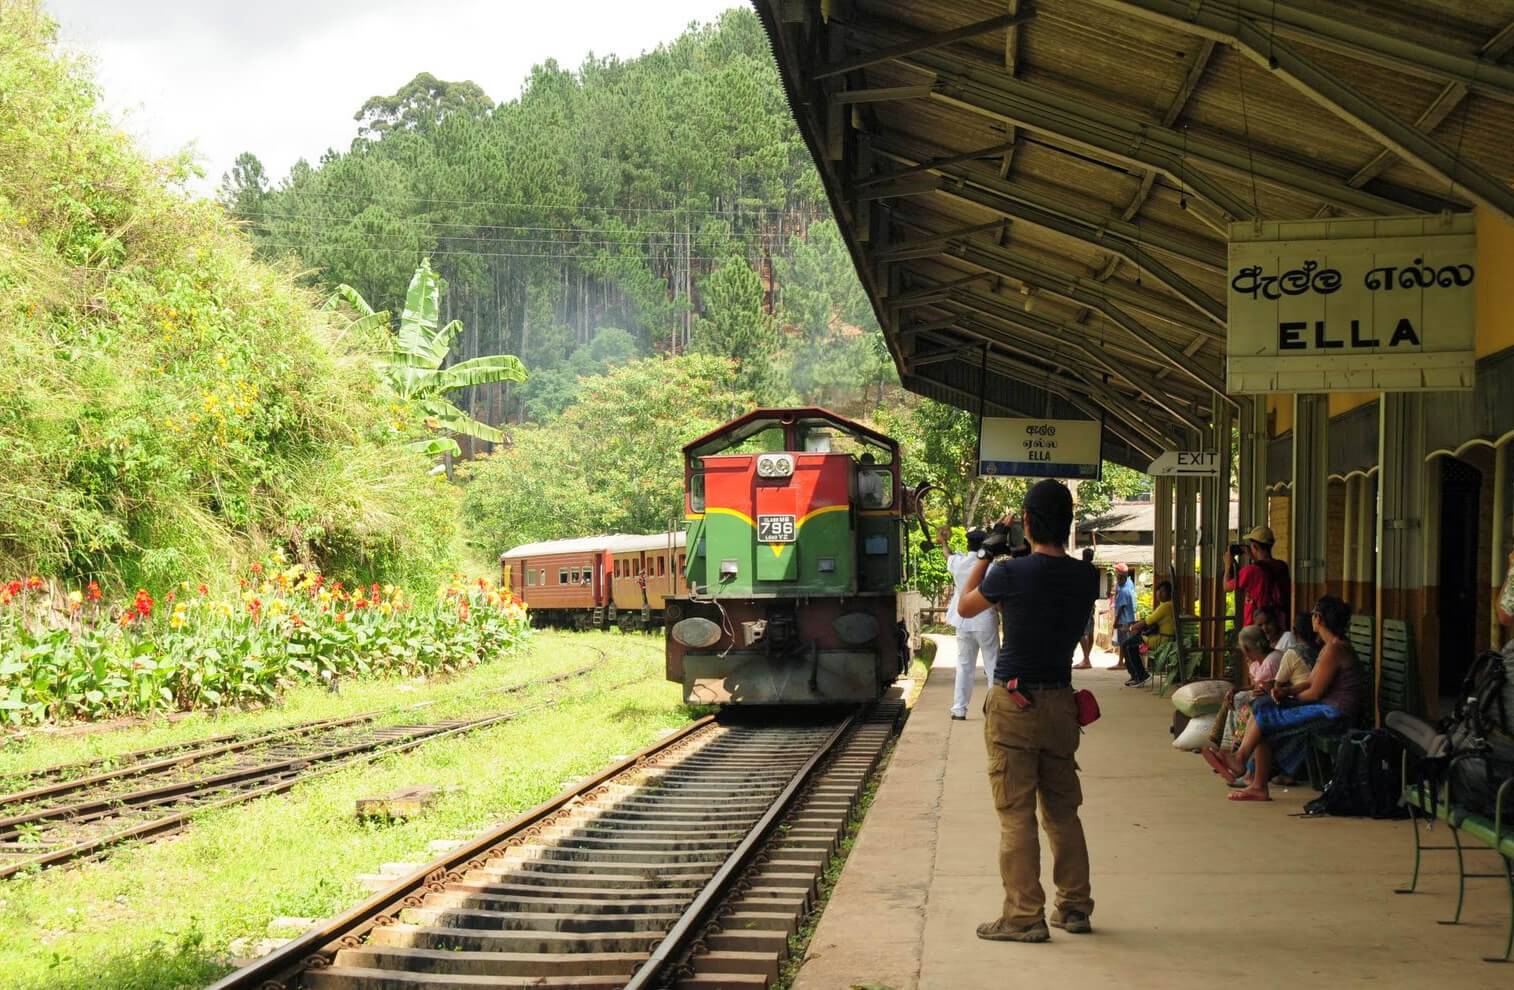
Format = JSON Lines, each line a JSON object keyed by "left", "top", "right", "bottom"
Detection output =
{"left": 45, "top": 0, "right": 744, "bottom": 192}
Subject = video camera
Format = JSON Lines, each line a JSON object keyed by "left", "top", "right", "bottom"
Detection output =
{"left": 981, "top": 516, "right": 1029, "bottom": 559}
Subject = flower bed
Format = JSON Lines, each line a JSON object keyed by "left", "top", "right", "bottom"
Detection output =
{"left": 0, "top": 563, "right": 529, "bottom": 725}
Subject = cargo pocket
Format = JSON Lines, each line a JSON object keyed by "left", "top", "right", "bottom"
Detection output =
{"left": 986, "top": 748, "right": 1010, "bottom": 811}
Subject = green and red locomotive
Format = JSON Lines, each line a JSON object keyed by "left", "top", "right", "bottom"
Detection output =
{"left": 665, "top": 408, "right": 912, "bottom": 705}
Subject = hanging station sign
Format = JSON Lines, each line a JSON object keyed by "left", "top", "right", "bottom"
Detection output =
{"left": 1226, "top": 213, "right": 1476, "bottom": 393}
{"left": 1148, "top": 450, "right": 1221, "bottom": 478}
{"left": 978, "top": 417, "right": 1102, "bottom": 479}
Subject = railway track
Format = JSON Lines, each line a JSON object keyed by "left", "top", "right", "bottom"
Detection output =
{"left": 209, "top": 699, "right": 903, "bottom": 990}
{"left": 0, "top": 666, "right": 599, "bottom": 880}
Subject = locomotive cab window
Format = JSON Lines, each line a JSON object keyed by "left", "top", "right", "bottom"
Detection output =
{"left": 858, "top": 467, "right": 893, "bottom": 509}
{"left": 689, "top": 470, "right": 705, "bottom": 512}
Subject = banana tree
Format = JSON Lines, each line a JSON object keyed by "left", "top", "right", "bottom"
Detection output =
{"left": 325, "top": 260, "right": 528, "bottom": 457}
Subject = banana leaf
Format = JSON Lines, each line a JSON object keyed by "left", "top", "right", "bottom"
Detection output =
{"left": 397, "top": 260, "right": 441, "bottom": 357}
{"left": 322, "top": 284, "right": 375, "bottom": 316}
{"left": 437, "top": 354, "right": 529, "bottom": 391}
{"left": 407, "top": 436, "right": 461, "bottom": 457}
{"left": 422, "top": 398, "right": 505, "bottom": 443}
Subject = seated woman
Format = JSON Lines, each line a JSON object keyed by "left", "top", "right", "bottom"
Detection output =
{"left": 1204, "top": 623, "right": 1277, "bottom": 748}
{"left": 1120, "top": 580, "right": 1176, "bottom": 686}
{"left": 1273, "top": 611, "right": 1321, "bottom": 690}
{"left": 1203, "top": 595, "right": 1364, "bottom": 802}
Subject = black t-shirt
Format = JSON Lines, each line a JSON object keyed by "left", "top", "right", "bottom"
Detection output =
{"left": 979, "top": 552, "right": 1100, "bottom": 685}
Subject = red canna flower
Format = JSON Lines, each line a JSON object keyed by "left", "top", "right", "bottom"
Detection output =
{"left": 86, "top": 580, "right": 102, "bottom": 602}
{"left": 370, "top": 583, "right": 381, "bottom": 599}
{"left": 26, "top": 576, "right": 44, "bottom": 590}
{"left": 132, "top": 589, "right": 154, "bottom": 618}
{"left": 247, "top": 597, "right": 262, "bottom": 616}
{"left": 197, "top": 583, "right": 208, "bottom": 596}
{"left": 250, "top": 562, "right": 263, "bottom": 575}
{"left": 335, "top": 611, "right": 346, "bottom": 623}
{"left": 5, "top": 580, "right": 22, "bottom": 597}
{"left": 165, "top": 591, "right": 176, "bottom": 603}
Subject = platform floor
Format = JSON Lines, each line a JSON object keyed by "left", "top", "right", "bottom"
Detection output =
{"left": 793, "top": 636, "right": 1511, "bottom": 989}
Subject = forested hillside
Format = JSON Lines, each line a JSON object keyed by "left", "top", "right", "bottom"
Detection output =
{"left": 226, "top": 8, "right": 892, "bottom": 434}
{"left": 0, "top": 0, "right": 458, "bottom": 590}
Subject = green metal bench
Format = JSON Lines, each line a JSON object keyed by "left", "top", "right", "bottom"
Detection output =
{"left": 1381, "top": 618, "right": 1418, "bottom": 718}
{"left": 1388, "top": 711, "right": 1513, "bottom": 964}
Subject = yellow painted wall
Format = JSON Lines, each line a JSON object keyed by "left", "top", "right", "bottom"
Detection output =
{"left": 1268, "top": 395, "right": 1293, "bottom": 437}
{"left": 1477, "top": 206, "right": 1514, "bottom": 359}
{"left": 1328, "top": 392, "right": 1376, "bottom": 416}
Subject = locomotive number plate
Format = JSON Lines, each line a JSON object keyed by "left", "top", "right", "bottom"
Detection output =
{"left": 757, "top": 514, "right": 797, "bottom": 543}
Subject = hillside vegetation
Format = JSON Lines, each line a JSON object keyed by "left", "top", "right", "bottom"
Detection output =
{"left": 0, "top": 0, "right": 458, "bottom": 591}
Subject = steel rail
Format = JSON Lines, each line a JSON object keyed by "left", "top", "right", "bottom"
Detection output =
{"left": 623, "top": 709, "right": 858, "bottom": 990}
{"left": 204, "top": 713, "right": 720, "bottom": 990}
{"left": 0, "top": 664, "right": 598, "bottom": 811}
{"left": 0, "top": 703, "right": 557, "bottom": 881}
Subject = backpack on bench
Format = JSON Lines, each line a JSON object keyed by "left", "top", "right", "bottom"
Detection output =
{"left": 1445, "top": 647, "right": 1514, "bottom": 818}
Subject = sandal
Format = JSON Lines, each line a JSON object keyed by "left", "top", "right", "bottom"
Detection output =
{"left": 1201, "top": 746, "right": 1238, "bottom": 785}
{"left": 1227, "top": 789, "right": 1272, "bottom": 802}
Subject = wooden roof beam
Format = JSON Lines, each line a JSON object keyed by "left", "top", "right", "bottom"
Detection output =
{"left": 1092, "top": 0, "right": 1514, "bottom": 104}
{"left": 1348, "top": 20, "right": 1514, "bottom": 190}
{"left": 1095, "top": 0, "right": 1514, "bottom": 224}
{"left": 816, "top": 9, "right": 1037, "bottom": 80}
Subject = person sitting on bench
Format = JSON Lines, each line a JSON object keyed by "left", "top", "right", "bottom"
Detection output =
{"left": 1119, "top": 580, "right": 1175, "bottom": 686}
{"left": 1205, "top": 623, "right": 1277, "bottom": 751}
{"left": 1203, "top": 596, "right": 1364, "bottom": 802}
{"left": 1273, "top": 612, "right": 1321, "bottom": 690}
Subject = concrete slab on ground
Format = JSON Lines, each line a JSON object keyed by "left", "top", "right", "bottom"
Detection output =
{"left": 793, "top": 635, "right": 1510, "bottom": 990}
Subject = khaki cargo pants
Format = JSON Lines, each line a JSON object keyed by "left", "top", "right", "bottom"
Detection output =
{"left": 983, "top": 685, "right": 1094, "bottom": 927}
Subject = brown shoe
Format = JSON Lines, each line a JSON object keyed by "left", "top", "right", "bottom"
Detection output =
{"left": 1049, "top": 908, "right": 1093, "bottom": 934}
{"left": 975, "top": 918, "right": 1050, "bottom": 942}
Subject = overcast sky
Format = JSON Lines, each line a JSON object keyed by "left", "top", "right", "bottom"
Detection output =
{"left": 47, "top": 0, "right": 743, "bottom": 194}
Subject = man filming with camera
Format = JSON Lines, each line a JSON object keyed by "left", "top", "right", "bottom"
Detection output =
{"left": 955, "top": 479, "right": 1099, "bottom": 944}
{"left": 1225, "top": 525, "right": 1290, "bottom": 627}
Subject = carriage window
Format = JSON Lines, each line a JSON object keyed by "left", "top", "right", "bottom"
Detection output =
{"left": 558, "top": 569, "right": 567, "bottom": 584}
{"left": 582, "top": 568, "right": 592, "bottom": 584}
{"left": 657, "top": 557, "right": 665, "bottom": 576}
{"left": 614, "top": 560, "right": 622, "bottom": 578}
{"left": 538, "top": 569, "right": 544, "bottom": 586}
{"left": 678, "top": 553, "right": 686, "bottom": 573}
{"left": 525, "top": 569, "right": 534, "bottom": 586}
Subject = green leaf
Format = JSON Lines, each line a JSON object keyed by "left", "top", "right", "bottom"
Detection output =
{"left": 322, "top": 284, "right": 376, "bottom": 317}
{"left": 397, "top": 258, "right": 441, "bottom": 356}
{"left": 437, "top": 354, "right": 528, "bottom": 390}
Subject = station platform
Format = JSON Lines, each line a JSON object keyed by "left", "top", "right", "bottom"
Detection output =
{"left": 794, "top": 636, "right": 1510, "bottom": 989}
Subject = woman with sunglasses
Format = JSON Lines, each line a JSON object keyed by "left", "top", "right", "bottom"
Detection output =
{"left": 1202, "top": 595, "right": 1364, "bottom": 802}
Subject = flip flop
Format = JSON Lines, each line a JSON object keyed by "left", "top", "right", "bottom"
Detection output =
{"left": 1201, "top": 747, "right": 1238, "bottom": 785}
{"left": 1227, "top": 789, "right": 1272, "bottom": 802}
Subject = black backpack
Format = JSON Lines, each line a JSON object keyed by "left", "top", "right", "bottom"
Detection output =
{"left": 1303, "top": 729, "right": 1408, "bottom": 819}
{"left": 1444, "top": 648, "right": 1514, "bottom": 818}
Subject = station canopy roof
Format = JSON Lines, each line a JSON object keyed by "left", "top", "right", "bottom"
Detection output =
{"left": 755, "top": 0, "right": 1514, "bottom": 470}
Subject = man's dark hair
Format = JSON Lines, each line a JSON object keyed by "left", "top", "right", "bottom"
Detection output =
{"left": 1080, "top": 547, "right": 1094, "bottom": 563}
{"left": 1021, "top": 479, "right": 1073, "bottom": 548}
{"left": 1313, "top": 595, "right": 1353, "bottom": 639}
{"left": 1156, "top": 580, "right": 1172, "bottom": 597}
{"left": 966, "top": 528, "right": 987, "bottom": 553}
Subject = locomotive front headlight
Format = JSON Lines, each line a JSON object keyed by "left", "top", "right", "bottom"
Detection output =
{"left": 757, "top": 454, "right": 794, "bottom": 479}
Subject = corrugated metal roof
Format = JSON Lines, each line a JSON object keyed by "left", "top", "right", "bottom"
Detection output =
{"left": 500, "top": 532, "right": 685, "bottom": 560}
{"left": 754, "top": 0, "right": 1514, "bottom": 471}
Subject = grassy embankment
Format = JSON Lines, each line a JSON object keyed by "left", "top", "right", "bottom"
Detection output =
{"left": 0, "top": 630, "right": 699, "bottom": 990}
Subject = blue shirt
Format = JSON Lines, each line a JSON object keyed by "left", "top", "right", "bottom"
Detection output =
{"left": 1115, "top": 580, "right": 1136, "bottom": 625}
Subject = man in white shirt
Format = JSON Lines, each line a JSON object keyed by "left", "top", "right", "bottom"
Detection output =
{"left": 950, "top": 528, "right": 1001, "bottom": 720}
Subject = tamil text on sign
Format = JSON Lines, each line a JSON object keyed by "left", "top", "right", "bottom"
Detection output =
{"left": 1227, "top": 213, "right": 1475, "bottom": 393}
{"left": 978, "top": 417, "right": 1102, "bottom": 480}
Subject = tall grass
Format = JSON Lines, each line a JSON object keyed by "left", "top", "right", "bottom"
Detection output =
{"left": 0, "top": 0, "right": 458, "bottom": 593}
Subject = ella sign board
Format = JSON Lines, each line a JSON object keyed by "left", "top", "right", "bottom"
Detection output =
{"left": 978, "top": 417, "right": 1102, "bottom": 480}
{"left": 1227, "top": 213, "right": 1476, "bottom": 393}
{"left": 1148, "top": 450, "right": 1221, "bottom": 478}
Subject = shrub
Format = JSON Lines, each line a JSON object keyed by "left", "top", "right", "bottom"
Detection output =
{"left": 0, "top": 563, "right": 529, "bottom": 725}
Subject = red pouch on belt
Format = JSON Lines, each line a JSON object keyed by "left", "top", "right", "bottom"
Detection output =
{"left": 1074, "top": 689, "right": 1101, "bottom": 727}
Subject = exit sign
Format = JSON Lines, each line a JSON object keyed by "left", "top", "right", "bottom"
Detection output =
{"left": 1148, "top": 450, "right": 1220, "bottom": 477}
